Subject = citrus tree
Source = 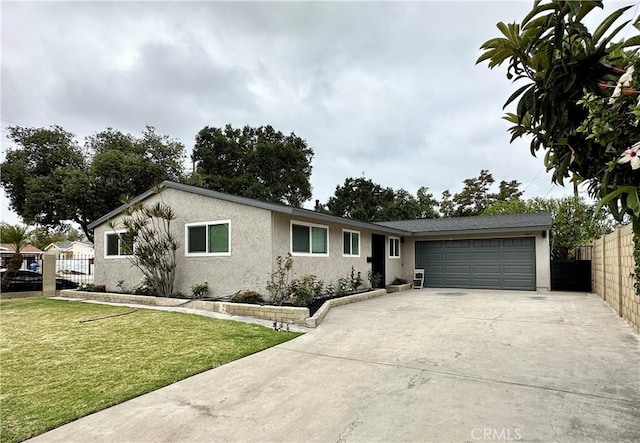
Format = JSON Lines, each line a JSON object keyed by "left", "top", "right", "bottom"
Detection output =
{"left": 477, "top": 0, "right": 639, "bottom": 232}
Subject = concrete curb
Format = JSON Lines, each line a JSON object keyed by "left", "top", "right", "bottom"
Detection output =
{"left": 58, "top": 288, "right": 389, "bottom": 328}
{"left": 304, "top": 288, "right": 388, "bottom": 327}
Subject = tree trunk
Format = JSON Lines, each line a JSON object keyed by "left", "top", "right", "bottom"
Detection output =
{"left": 1, "top": 252, "right": 24, "bottom": 292}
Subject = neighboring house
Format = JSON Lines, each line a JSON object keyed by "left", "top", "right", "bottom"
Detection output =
{"left": 89, "top": 181, "right": 552, "bottom": 297}
{"left": 44, "top": 241, "right": 95, "bottom": 259}
{"left": 44, "top": 241, "right": 95, "bottom": 276}
{"left": 0, "top": 244, "right": 43, "bottom": 270}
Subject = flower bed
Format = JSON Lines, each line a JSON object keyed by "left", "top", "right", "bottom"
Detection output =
{"left": 57, "top": 288, "right": 388, "bottom": 328}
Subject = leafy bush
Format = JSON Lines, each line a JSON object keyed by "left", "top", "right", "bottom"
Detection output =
{"left": 191, "top": 282, "right": 209, "bottom": 299}
{"left": 290, "top": 275, "right": 324, "bottom": 307}
{"left": 78, "top": 283, "right": 106, "bottom": 293}
{"left": 266, "top": 254, "right": 294, "bottom": 305}
{"left": 131, "top": 278, "right": 157, "bottom": 296}
{"left": 336, "top": 277, "right": 350, "bottom": 296}
{"left": 232, "top": 291, "right": 265, "bottom": 304}
{"left": 367, "top": 271, "right": 382, "bottom": 289}
{"left": 325, "top": 282, "right": 336, "bottom": 295}
{"left": 349, "top": 266, "right": 363, "bottom": 291}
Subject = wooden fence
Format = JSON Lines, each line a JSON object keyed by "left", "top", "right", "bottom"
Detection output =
{"left": 592, "top": 223, "right": 640, "bottom": 331}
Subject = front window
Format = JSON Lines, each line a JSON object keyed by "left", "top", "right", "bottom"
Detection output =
{"left": 105, "top": 231, "right": 134, "bottom": 258}
{"left": 186, "top": 221, "right": 231, "bottom": 256}
{"left": 389, "top": 237, "right": 401, "bottom": 258}
{"left": 343, "top": 230, "right": 360, "bottom": 257}
{"left": 291, "top": 221, "right": 328, "bottom": 256}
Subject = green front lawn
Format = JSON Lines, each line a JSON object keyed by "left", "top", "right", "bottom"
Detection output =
{"left": 0, "top": 298, "right": 300, "bottom": 443}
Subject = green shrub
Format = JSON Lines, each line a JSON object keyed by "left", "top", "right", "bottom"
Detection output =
{"left": 367, "top": 271, "right": 382, "bottom": 289}
{"left": 349, "top": 266, "right": 363, "bottom": 291}
{"left": 78, "top": 283, "right": 106, "bottom": 293}
{"left": 131, "top": 278, "right": 157, "bottom": 296}
{"left": 336, "top": 277, "right": 349, "bottom": 296}
{"left": 231, "top": 291, "right": 265, "bottom": 304}
{"left": 290, "top": 275, "right": 323, "bottom": 307}
{"left": 266, "top": 254, "right": 294, "bottom": 305}
{"left": 191, "top": 282, "right": 209, "bottom": 299}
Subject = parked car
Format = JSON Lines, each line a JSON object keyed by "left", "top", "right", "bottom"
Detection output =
{"left": 0, "top": 270, "right": 79, "bottom": 292}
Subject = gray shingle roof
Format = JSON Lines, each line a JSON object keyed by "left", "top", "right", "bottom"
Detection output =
{"left": 88, "top": 181, "right": 409, "bottom": 235}
{"left": 89, "top": 182, "right": 551, "bottom": 238}
{"left": 375, "top": 212, "right": 552, "bottom": 236}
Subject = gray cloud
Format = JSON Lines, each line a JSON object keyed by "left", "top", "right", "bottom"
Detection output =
{"left": 2, "top": 0, "right": 634, "bottom": 223}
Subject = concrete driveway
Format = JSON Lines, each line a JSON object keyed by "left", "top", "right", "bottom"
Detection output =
{"left": 31, "top": 289, "right": 640, "bottom": 443}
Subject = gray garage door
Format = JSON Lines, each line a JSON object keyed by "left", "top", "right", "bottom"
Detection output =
{"left": 415, "top": 238, "right": 536, "bottom": 290}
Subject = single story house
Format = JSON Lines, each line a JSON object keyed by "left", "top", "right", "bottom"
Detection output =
{"left": 0, "top": 243, "right": 43, "bottom": 270}
{"left": 44, "top": 241, "right": 95, "bottom": 259}
{"left": 44, "top": 241, "right": 95, "bottom": 276}
{"left": 88, "top": 181, "right": 552, "bottom": 296}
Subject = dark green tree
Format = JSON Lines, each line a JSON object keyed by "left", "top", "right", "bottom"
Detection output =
{"left": 327, "top": 177, "right": 395, "bottom": 222}
{"left": 416, "top": 187, "right": 441, "bottom": 219}
{"left": 494, "top": 179, "right": 524, "bottom": 202}
{"left": 64, "top": 126, "right": 185, "bottom": 241}
{"left": 452, "top": 169, "right": 496, "bottom": 216}
{"left": 440, "top": 171, "right": 523, "bottom": 217}
{"left": 326, "top": 178, "right": 439, "bottom": 222}
{"left": 477, "top": 0, "right": 640, "bottom": 231}
{"left": 1, "top": 126, "right": 86, "bottom": 228}
{"left": 439, "top": 190, "right": 455, "bottom": 218}
{"left": 484, "top": 196, "right": 614, "bottom": 259}
{"left": 190, "top": 124, "right": 313, "bottom": 207}
{"left": 1, "top": 125, "right": 186, "bottom": 242}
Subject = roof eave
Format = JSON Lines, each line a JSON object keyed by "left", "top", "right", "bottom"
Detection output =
{"left": 87, "top": 181, "right": 412, "bottom": 235}
{"left": 410, "top": 224, "right": 551, "bottom": 237}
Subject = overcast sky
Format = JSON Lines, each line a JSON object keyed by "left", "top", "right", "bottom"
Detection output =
{"left": 2, "top": 0, "right": 638, "bottom": 226}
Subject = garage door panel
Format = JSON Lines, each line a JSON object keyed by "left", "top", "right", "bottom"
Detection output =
{"left": 504, "top": 251, "right": 533, "bottom": 261}
{"left": 473, "top": 239, "right": 500, "bottom": 248}
{"left": 472, "top": 279, "right": 502, "bottom": 289}
{"left": 473, "top": 251, "right": 501, "bottom": 261}
{"left": 444, "top": 265, "right": 472, "bottom": 274}
{"left": 502, "top": 279, "right": 534, "bottom": 289}
{"left": 447, "top": 241, "right": 471, "bottom": 248}
{"left": 415, "top": 237, "right": 536, "bottom": 291}
{"left": 473, "top": 264, "right": 501, "bottom": 273}
{"left": 444, "top": 251, "right": 472, "bottom": 260}
{"left": 443, "top": 277, "right": 472, "bottom": 287}
{"left": 503, "top": 264, "right": 535, "bottom": 274}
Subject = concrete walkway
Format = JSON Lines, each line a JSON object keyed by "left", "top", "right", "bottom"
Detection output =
{"left": 31, "top": 290, "right": 640, "bottom": 442}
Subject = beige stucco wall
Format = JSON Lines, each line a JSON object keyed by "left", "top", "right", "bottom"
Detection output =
{"left": 94, "top": 188, "right": 273, "bottom": 297}
{"left": 270, "top": 213, "right": 401, "bottom": 287}
{"left": 403, "top": 231, "right": 550, "bottom": 291}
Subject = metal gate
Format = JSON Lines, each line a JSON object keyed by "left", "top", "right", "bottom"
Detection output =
{"left": 550, "top": 246, "right": 592, "bottom": 292}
